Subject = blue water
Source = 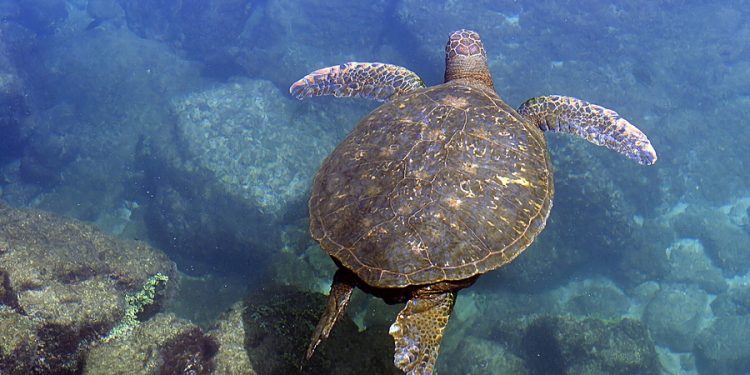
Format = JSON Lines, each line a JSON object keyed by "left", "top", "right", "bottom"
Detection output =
{"left": 0, "top": 1, "right": 749, "bottom": 374}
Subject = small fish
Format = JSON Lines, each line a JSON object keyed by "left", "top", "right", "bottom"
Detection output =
{"left": 85, "top": 18, "right": 104, "bottom": 31}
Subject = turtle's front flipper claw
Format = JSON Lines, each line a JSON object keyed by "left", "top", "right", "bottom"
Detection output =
{"left": 518, "top": 95, "right": 657, "bottom": 165}
{"left": 390, "top": 291, "right": 456, "bottom": 375}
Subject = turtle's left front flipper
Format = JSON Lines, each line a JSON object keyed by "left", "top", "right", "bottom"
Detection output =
{"left": 518, "top": 95, "right": 657, "bottom": 165}
{"left": 290, "top": 62, "right": 425, "bottom": 102}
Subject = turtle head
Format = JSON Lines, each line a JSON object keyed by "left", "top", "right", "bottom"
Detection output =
{"left": 444, "top": 30, "right": 495, "bottom": 91}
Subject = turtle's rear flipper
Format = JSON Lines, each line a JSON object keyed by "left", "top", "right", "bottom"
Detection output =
{"left": 390, "top": 291, "right": 456, "bottom": 375}
{"left": 289, "top": 62, "right": 425, "bottom": 101}
{"left": 518, "top": 95, "right": 657, "bottom": 165}
{"left": 306, "top": 269, "right": 356, "bottom": 359}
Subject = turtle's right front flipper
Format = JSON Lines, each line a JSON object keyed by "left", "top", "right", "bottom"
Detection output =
{"left": 390, "top": 291, "right": 456, "bottom": 375}
{"left": 518, "top": 95, "right": 657, "bottom": 165}
{"left": 290, "top": 62, "right": 425, "bottom": 101}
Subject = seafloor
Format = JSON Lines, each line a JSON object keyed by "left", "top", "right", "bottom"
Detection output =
{"left": 0, "top": 1, "right": 749, "bottom": 374}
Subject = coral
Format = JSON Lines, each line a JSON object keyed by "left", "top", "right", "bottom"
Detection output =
{"left": 104, "top": 273, "right": 169, "bottom": 342}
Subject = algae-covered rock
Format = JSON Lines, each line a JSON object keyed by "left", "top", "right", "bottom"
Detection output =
{"left": 521, "top": 316, "right": 660, "bottom": 375}
{"left": 139, "top": 78, "right": 363, "bottom": 274}
{"left": 664, "top": 238, "right": 727, "bottom": 293}
{"left": 208, "top": 301, "right": 256, "bottom": 375}
{"left": 118, "top": 0, "right": 253, "bottom": 59}
{"left": 0, "top": 34, "right": 30, "bottom": 167}
{"left": 236, "top": 0, "right": 389, "bottom": 87}
{"left": 643, "top": 284, "right": 708, "bottom": 352}
{"left": 673, "top": 204, "right": 750, "bottom": 275}
{"left": 0, "top": 202, "right": 176, "bottom": 373}
{"left": 242, "top": 286, "right": 399, "bottom": 374}
{"left": 0, "top": 307, "right": 37, "bottom": 374}
{"left": 711, "top": 285, "right": 750, "bottom": 317}
{"left": 449, "top": 336, "right": 530, "bottom": 375}
{"left": 171, "top": 79, "right": 336, "bottom": 220}
{"left": 694, "top": 315, "right": 750, "bottom": 375}
{"left": 84, "top": 313, "right": 217, "bottom": 375}
{"left": 562, "top": 280, "right": 631, "bottom": 319}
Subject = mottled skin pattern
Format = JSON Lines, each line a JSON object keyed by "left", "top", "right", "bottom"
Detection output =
{"left": 518, "top": 95, "right": 657, "bottom": 165}
{"left": 289, "top": 62, "right": 426, "bottom": 101}
{"left": 390, "top": 291, "right": 456, "bottom": 374}
{"left": 291, "top": 28, "right": 657, "bottom": 375}
{"left": 444, "top": 29, "right": 494, "bottom": 90}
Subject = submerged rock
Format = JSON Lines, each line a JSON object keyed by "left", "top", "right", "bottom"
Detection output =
{"left": 521, "top": 316, "right": 660, "bottom": 375}
{"left": 710, "top": 285, "right": 750, "bottom": 317}
{"left": 208, "top": 301, "right": 256, "bottom": 375}
{"left": 664, "top": 238, "right": 727, "bottom": 293}
{"left": 84, "top": 313, "right": 218, "bottom": 375}
{"left": 119, "top": 0, "right": 253, "bottom": 59}
{"left": 673, "top": 204, "right": 750, "bottom": 276}
{"left": 171, "top": 79, "right": 336, "bottom": 221}
{"left": 140, "top": 78, "right": 366, "bottom": 274}
{"left": 562, "top": 279, "right": 631, "bottom": 319}
{"left": 235, "top": 0, "right": 390, "bottom": 87}
{"left": 242, "top": 286, "right": 399, "bottom": 374}
{"left": 0, "top": 35, "right": 30, "bottom": 167}
{"left": 642, "top": 284, "right": 708, "bottom": 352}
{"left": 0, "top": 202, "right": 175, "bottom": 374}
{"left": 695, "top": 315, "right": 750, "bottom": 375}
{"left": 449, "top": 336, "right": 530, "bottom": 375}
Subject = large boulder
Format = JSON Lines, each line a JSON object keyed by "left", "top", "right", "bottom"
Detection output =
{"left": 118, "top": 0, "right": 253, "bottom": 59}
{"left": 208, "top": 301, "right": 256, "bottom": 375}
{"left": 170, "top": 79, "right": 338, "bottom": 221}
{"left": 0, "top": 202, "right": 175, "bottom": 374}
{"left": 694, "top": 315, "right": 750, "bottom": 375}
{"left": 664, "top": 238, "right": 727, "bottom": 294}
{"left": 139, "top": 78, "right": 370, "bottom": 274}
{"left": 448, "top": 336, "right": 529, "bottom": 375}
{"left": 241, "top": 286, "right": 399, "bottom": 374}
{"left": 84, "top": 313, "right": 219, "bottom": 375}
{"left": 14, "top": 25, "right": 200, "bottom": 224}
{"left": 642, "top": 284, "right": 708, "bottom": 352}
{"left": 16, "top": 0, "right": 68, "bottom": 35}
{"left": 561, "top": 279, "right": 630, "bottom": 319}
{"left": 710, "top": 285, "right": 750, "bottom": 318}
{"left": 673, "top": 204, "right": 750, "bottom": 276}
{"left": 233, "top": 0, "right": 391, "bottom": 87}
{"left": 521, "top": 316, "right": 660, "bottom": 375}
{"left": 0, "top": 36, "right": 29, "bottom": 167}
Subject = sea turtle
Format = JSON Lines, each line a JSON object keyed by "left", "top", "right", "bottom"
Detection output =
{"left": 289, "top": 29, "right": 656, "bottom": 374}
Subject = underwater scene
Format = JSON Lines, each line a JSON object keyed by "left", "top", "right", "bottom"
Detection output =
{"left": 0, "top": 0, "right": 749, "bottom": 374}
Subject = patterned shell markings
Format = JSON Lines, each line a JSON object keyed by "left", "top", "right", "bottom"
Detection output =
{"left": 310, "top": 82, "right": 553, "bottom": 288}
